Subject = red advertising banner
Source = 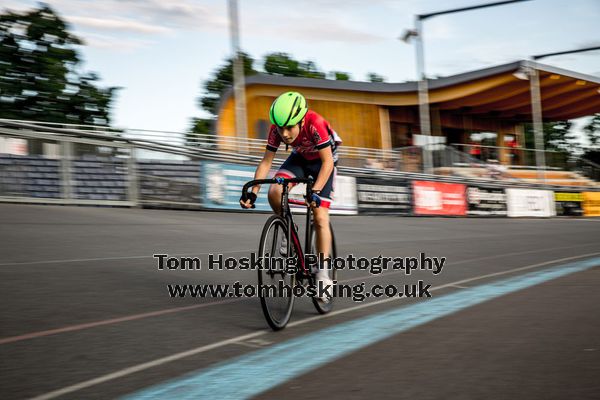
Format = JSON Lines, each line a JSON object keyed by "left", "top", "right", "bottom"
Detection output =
{"left": 412, "top": 181, "right": 467, "bottom": 216}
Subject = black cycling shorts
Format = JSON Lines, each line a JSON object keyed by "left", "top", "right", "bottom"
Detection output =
{"left": 274, "top": 152, "right": 336, "bottom": 208}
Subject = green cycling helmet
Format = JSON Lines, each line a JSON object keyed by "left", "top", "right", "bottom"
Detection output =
{"left": 269, "top": 91, "right": 308, "bottom": 127}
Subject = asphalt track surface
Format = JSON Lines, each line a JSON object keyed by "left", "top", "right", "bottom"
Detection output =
{"left": 1, "top": 203, "right": 599, "bottom": 399}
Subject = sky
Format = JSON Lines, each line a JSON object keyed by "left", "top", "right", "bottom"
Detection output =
{"left": 3, "top": 0, "right": 600, "bottom": 133}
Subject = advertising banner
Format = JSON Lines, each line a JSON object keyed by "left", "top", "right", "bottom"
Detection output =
{"left": 201, "top": 161, "right": 272, "bottom": 211}
{"left": 289, "top": 175, "right": 358, "bottom": 215}
{"left": 0, "top": 137, "right": 28, "bottom": 156}
{"left": 554, "top": 192, "right": 583, "bottom": 216}
{"left": 412, "top": 181, "right": 466, "bottom": 216}
{"left": 506, "top": 188, "right": 555, "bottom": 217}
{"left": 355, "top": 177, "right": 412, "bottom": 215}
{"left": 466, "top": 186, "right": 507, "bottom": 216}
{"left": 582, "top": 191, "right": 600, "bottom": 216}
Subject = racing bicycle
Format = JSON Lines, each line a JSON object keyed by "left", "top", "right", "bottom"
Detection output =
{"left": 241, "top": 177, "right": 337, "bottom": 330}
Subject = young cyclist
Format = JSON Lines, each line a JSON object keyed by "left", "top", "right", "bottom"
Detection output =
{"left": 239, "top": 91, "right": 341, "bottom": 300}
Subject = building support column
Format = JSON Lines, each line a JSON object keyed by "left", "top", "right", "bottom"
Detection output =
{"left": 430, "top": 106, "right": 442, "bottom": 138}
{"left": 378, "top": 106, "right": 392, "bottom": 151}
{"left": 496, "top": 131, "right": 508, "bottom": 164}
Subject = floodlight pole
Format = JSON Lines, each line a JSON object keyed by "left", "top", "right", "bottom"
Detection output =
{"left": 406, "top": 0, "right": 530, "bottom": 175}
{"left": 527, "top": 46, "right": 600, "bottom": 182}
{"left": 527, "top": 62, "right": 546, "bottom": 182}
{"left": 414, "top": 16, "right": 433, "bottom": 174}
{"left": 228, "top": 0, "right": 248, "bottom": 153}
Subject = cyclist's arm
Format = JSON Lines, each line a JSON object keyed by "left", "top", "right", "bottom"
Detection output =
{"left": 251, "top": 149, "right": 276, "bottom": 194}
{"left": 313, "top": 145, "right": 334, "bottom": 192}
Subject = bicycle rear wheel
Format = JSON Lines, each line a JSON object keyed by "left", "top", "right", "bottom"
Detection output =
{"left": 257, "top": 215, "right": 296, "bottom": 330}
{"left": 310, "top": 222, "right": 337, "bottom": 314}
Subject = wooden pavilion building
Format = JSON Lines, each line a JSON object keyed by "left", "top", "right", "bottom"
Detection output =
{"left": 216, "top": 60, "right": 600, "bottom": 165}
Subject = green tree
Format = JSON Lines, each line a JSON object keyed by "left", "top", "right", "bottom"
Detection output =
{"left": 298, "top": 60, "right": 326, "bottom": 79}
{"left": 524, "top": 121, "right": 579, "bottom": 153}
{"left": 199, "top": 52, "right": 329, "bottom": 117}
{"left": 331, "top": 71, "right": 351, "bottom": 81}
{"left": 186, "top": 117, "right": 214, "bottom": 147}
{"left": 583, "top": 149, "right": 600, "bottom": 165}
{"left": 545, "top": 120, "right": 577, "bottom": 152}
{"left": 581, "top": 113, "right": 600, "bottom": 165}
{"left": 198, "top": 51, "right": 387, "bottom": 117}
{"left": 523, "top": 121, "right": 581, "bottom": 168}
{"left": 263, "top": 52, "right": 303, "bottom": 77}
{"left": 367, "top": 72, "right": 385, "bottom": 82}
{"left": 198, "top": 52, "right": 256, "bottom": 116}
{"left": 583, "top": 113, "right": 600, "bottom": 149}
{"left": 263, "top": 52, "right": 325, "bottom": 79}
{"left": 0, "top": 4, "right": 117, "bottom": 125}
{"left": 189, "top": 118, "right": 212, "bottom": 135}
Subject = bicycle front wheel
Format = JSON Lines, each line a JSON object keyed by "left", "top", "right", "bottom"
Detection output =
{"left": 257, "top": 215, "right": 296, "bottom": 331}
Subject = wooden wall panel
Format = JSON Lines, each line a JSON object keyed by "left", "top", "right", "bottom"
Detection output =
{"left": 243, "top": 93, "right": 382, "bottom": 149}
{"left": 216, "top": 97, "right": 236, "bottom": 137}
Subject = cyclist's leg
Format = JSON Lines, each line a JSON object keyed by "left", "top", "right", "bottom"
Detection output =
{"left": 310, "top": 165, "right": 335, "bottom": 301}
{"left": 268, "top": 153, "right": 305, "bottom": 214}
{"left": 306, "top": 160, "right": 335, "bottom": 266}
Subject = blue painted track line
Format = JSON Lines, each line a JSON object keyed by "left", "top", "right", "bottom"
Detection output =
{"left": 122, "top": 257, "right": 600, "bottom": 400}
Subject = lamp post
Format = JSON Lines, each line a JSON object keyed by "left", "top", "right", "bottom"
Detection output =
{"left": 228, "top": 0, "right": 248, "bottom": 153}
{"left": 401, "top": 0, "right": 530, "bottom": 174}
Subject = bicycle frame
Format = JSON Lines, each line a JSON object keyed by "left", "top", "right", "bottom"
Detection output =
{"left": 243, "top": 176, "right": 337, "bottom": 328}
{"left": 280, "top": 182, "right": 313, "bottom": 278}
{"left": 242, "top": 177, "right": 315, "bottom": 278}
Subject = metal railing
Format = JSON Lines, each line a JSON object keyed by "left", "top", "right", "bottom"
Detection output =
{"left": 1, "top": 119, "right": 598, "bottom": 209}
{"left": 451, "top": 143, "right": 570, "bottom": 170}
{"left": 0, "top": 118, "right": 420, "bottom": 171}
{"left": 0, "top": 132, "right": 137, "bottom": 206}
{"left": 575, "top": 157, "right": 600, "bottom": 182}
{"left": 430, "top": 146, "right": 521, "bottom": 181}
{"left": 0, "top": 118, "right": 402, "bottom": 160}
{"left": 448, "top": 143, "right": 600, "bottom": 185}
{"left": 2, "top": 119, "right": 595, "bottom": 182}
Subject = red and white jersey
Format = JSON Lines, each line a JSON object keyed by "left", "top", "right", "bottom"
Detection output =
{"left": 266, "top": 110, "right": 341, "bottom": 161}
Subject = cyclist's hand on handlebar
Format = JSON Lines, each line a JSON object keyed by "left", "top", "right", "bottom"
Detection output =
{"left": 307, "top": 191, "right": 322, "bottom": 208}
{"left": 239, "top": 192, "right": 257, "bottom": 209}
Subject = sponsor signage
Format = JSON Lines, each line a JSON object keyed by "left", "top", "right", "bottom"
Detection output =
{"left": 466, "top": 186, "right": 507, "bottom": 216}
{"left": 355, "top": 177, "right": 412, "bottom": 215}
{"left": 582, "top": 191, "right": 600, "bottom": 217}
{"left": 289, "top": 175, "right": 358, "bottom": 215}
{"left": 554, "top": 192, "right": 583, "bottom": 216}
{"left": 506, "top": 188, "right": 555, "bottom": 217}
{"left": 0, "top": 137, "right": 28, "bottom": 156}
{"left": 413, "top": 181, "right": 467, "bottom": 216}
{"left": 201, "top": 161, "right": 272, "bottom": 211}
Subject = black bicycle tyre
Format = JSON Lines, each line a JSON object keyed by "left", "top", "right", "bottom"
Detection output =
{"left": 310, "top": 222, "right": 337, "bottom": 314}
{"left": 257, "top": 215, "right": 296, "bottom": 331}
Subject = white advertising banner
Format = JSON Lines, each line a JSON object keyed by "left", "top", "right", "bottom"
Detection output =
{"left": 289, "top": 175, "right": 357, "bottom": 215}
{"left": 506, "top": 188, "right": 555, "bottom": 217}
{"left": 0, "top": 137, "right": 28, "bottom": 155}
